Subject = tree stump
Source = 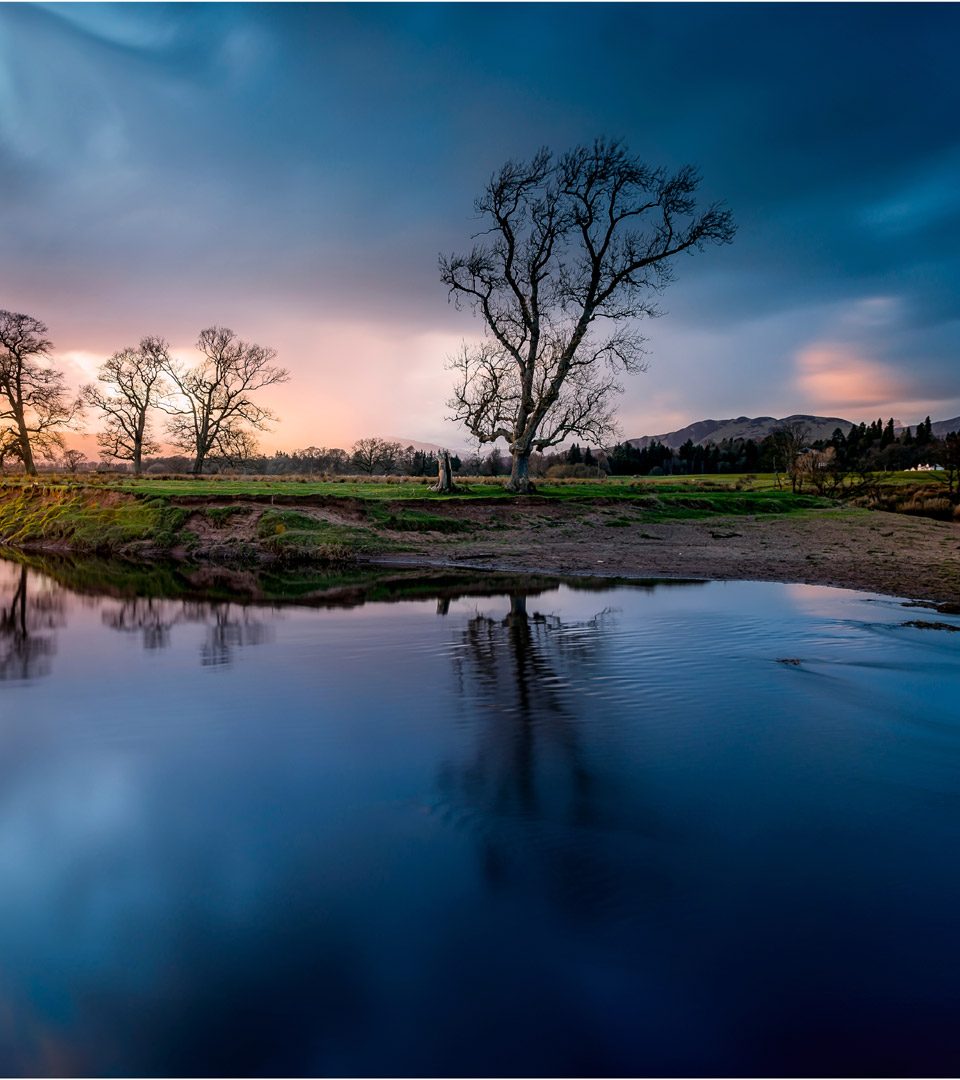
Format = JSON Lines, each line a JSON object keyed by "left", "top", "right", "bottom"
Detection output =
{"left": 432, "top": 449, "right": 457, "bottom": 493}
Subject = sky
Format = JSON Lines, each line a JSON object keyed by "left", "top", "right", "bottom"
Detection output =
{"left": 1, "top": 1, "right": 959, "bottom": 453}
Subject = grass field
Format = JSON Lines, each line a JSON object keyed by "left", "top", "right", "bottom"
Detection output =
{"left": 0, "top": 468, "right": 942, "bottom": 497}
{"left": 0, "top": 470, "right": 950, "bottom": 560}
{"left": 111, "top": 473, "right": 792, "bottom": 497}
{"left": 0, "top": 470, "right": 836, "bottom": 498}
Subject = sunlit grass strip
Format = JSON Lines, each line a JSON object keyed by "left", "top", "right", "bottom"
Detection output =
{"left": 0, "top": 485, "right": 185, "bottom": 553}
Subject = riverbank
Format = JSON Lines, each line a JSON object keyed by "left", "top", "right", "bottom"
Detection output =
{"left": 1, "top": 481, "right": 957, "bottom": 606}
{"left": 385, "top": 506, "right": 960, "bottom": 608}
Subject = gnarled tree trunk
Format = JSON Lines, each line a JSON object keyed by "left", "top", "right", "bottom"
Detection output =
{"left": 13, "top": 406, "right": 36, "bottom": 476}
{"left": 505, "top": 449, "right": 535, "bottom": 494}
{"left": 432, "top": 449, "right": 457, "bottom": 493}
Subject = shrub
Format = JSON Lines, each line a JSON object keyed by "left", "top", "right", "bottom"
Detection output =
{"left": 545, "top": 463, "right": 605, "bottom": 479}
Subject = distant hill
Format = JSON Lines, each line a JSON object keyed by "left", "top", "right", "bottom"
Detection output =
{"left": 626, "top": 414, "right": 854, "bottom": 450}
{"left": 381, "top": 436, "right": 452, "bottom": 453}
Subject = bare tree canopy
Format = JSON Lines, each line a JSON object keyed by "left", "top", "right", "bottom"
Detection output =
{"left": 351, "top": 437, "right": 402, "bottom": 474}
{"left": 769, "top": 419, "right": 812, "bottom": 493}
{"left": 162, "top": 327, "right": 289, "bottom": 475}
{"left": 0, "top": 310, "right": 80, "bottom": 475}
{"left": 83, "top": 336, "right": 171, "bottom": 474}
{"left": 59, "top": 449, "right": 88, "bottom": 474}
{"left": 441, "top": 139, "right": 735, "bottom": 492}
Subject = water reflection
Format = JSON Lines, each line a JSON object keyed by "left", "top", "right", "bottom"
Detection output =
{"left": 0, "top": 564, "right": 64, "bottom": 681}
{"left": 102, "top": 596, "right": 180, "bottom": 650}
{"left": 1, "top": 556, "right": 959, "bottom": 1075}
{"left": 438, "top": 594, "right": 671, "bottom": 920}
{"left": 0, "top": 554, "right": 661, "bottom": 676}
{"left": 103, "top": 596, "right": 272, "bottom": 665}
{"left": 450, "top": 594, "right": 602, "bottom": 819}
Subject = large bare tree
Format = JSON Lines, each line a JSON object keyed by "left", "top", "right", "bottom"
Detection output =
{"left": 162, "top": 327, "right": 289, "bottom": 475}
{"left": 83, "top": 336, "right": 170, "bottom": 474}
{"left": 441, "top": 139, "right": 735, "bottom": 492}
{"left": 0, "top": 310, "right": 80, "bottom": 475}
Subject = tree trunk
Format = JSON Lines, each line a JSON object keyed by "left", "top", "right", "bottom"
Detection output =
{"left": 505, "top": 449, "right": 535, "bottom": 494}
{"left": 133, "top": 418, "right": 146, "bottom": 476}
{"left": 12, "top": 404, "right": 36, "bottom": 476}
{"left": 20, "top": 440, "right": 36, "bottom": 477}
{"left": 432, "top": 449, "right": 456, "bottom": 493}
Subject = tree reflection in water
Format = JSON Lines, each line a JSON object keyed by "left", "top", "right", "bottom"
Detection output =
{"left": 437, "top": 590, "right": 656, "bottom": 915}
{"left": 102, "top": 597, "right": 182, "bottom": 651}
{"left": 0, "top": 560, "right": 274, "bottom": 678}
{"left": 0, "top": 563, "right": 64, "bottom": 681}
{"left": 193, "top": 603, "right": 272, "bottom": 667}
{"left": 103, "top": 597, "right": 271, "bottom": 666}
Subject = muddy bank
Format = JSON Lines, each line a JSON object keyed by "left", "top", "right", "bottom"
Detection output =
{"left": 2, "top": 484, "right": 957, "bottom": 607}
{"left": 380, "top": 506, "right": 960, "bottom": 608}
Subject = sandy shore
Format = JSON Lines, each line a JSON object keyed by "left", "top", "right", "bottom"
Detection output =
{"left": 377, "top": 506, "right": 960, "bottom": 609}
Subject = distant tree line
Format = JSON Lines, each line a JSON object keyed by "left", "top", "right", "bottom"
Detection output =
{"left": 604, "top": 416, "right": 954, "bottom": 482}
{"left": 125, "top": 440, "right": 462, "bottom": 478}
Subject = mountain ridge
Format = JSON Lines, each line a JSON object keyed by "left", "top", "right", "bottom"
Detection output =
{"left": 627, "top": 414, "right": 960, "bottom": 450}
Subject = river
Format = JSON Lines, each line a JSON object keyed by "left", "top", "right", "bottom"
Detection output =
{"left": 1, "top": 556, "right": 958, "bottom": 1075}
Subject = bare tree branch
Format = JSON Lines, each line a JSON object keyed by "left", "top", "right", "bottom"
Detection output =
{"left": 161, "top": 327, "right": 289, "bottom": 475}
{"left": 83, "top": 336, "right": 171, "bottom": 474}
{"left": 351, "top": 437, "right": 402, "bottom": 474}
{"left": 0, "top": 310, "right": 82, "bottom": 475}
{"left": 440, "top": 139, "right": 735, "bottom": 491}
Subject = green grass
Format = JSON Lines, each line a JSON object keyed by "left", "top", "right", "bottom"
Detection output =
{"left": 256, "top": 509, "right": 391, "bottom": 558}
{"left": 0, "top": 473, "right": 850, "bottom": 561}
{"left": 0, "top": 485, "right": 188, "bottom": 553}
{"left": 204, "top": 504, "right": 251, "bottom": 526}
{"left": 81, "top": 473, "right": 839, "bottom": 509}
{"left": 364, "top": 506, "right": 475, "bottom": 533}
{"left": 113, "top": 478, "right": 461, "bottom": 499}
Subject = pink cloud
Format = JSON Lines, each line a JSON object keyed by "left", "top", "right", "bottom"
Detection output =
{"left": 793, "top": 343, "right": 907, "bottom": 413}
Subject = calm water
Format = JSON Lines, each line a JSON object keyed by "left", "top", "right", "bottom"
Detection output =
{"left": 1, "top": 557, "right": 959, "bottom": 1077}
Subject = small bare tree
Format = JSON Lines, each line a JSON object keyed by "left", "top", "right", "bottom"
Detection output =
{"left": 769, "top": 420, "right": 811, "bottom": 493}
{"left": 83, "top": 336, "right": 170, "bottom": 475}
{"left": 60, "top": 449, "right": 88, "bottom": 474}
{"left": 441, "top": 139, "right": 735, "bottom": 492}
{"left": 162, "top": 327, "right": 288, "bottom": 475}
{"left": 0, "top": 310, "right": 81, "bottom": 475}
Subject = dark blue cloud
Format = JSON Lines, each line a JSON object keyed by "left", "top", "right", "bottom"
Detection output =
{"left": 1, "top": 2, "right": 958, "bottom": 431}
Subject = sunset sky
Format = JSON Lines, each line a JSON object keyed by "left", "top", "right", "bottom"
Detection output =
{"left": 2, "top": 2, "right": 958, "bottom": 452}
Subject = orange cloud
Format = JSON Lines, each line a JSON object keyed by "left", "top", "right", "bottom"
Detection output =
{"left": 793, "top": 343, "right": 907, "bottom": 412}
